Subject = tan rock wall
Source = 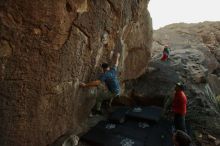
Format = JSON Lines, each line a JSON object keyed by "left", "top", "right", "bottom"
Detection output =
{"left": 0, "top": 0, "right": 152, "bottom": 145}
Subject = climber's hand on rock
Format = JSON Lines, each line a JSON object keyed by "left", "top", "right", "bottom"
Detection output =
{"left": 117, "top": 52, "right": 120, "bottom": 58}
{"left": 79, "top": 83, "right": 87, "bottom": 88}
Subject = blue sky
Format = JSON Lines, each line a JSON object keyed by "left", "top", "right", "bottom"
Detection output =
{"left": 149, "top": 0, "right": 220, "bottom": 29}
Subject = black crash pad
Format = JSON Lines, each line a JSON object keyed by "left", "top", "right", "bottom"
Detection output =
{"left": 126, "top": 106, "right": 162, "bottom": 123}
{"left": 90, "top": 121, "right": 151, "bottom": 141}
{"left": 81, "top": 128, "right": 108, "bottom": 146}
{"left": 145, "top": 119, "right": 173, "bottom": 146}
{"left": 121, "top": 120, "right": 153, "bottom": 140}
{"left": 81, "top": 106, "right": 192, "bottom": 146}
{"left": 109, "top": 107, "right": 130, "bottom": 123}
{"left": 105, "top": 134, "right": 145, "bottom": 146}
{"left": 81, "top": 119, "right": 174, "bottom": 146}
{"left": 81, "top": 124, "right": 145, "bottom": 146}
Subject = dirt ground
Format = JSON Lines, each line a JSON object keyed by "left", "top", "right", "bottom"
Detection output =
{"left": 194, "top": 129, "right": 220, "bottom": 146}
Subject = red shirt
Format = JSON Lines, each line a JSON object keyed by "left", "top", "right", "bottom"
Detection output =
{"left": 172, "top": 90, "right": 187, "bottom": 115}
{"left": 161, "top": 53, "right": 168, "bottom": 61}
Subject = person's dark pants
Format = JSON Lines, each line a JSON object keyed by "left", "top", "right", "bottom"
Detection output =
{"left": 174, "top": 113, "right": 186, "bottom": 132}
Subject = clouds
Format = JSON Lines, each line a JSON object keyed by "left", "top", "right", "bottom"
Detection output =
{"left": 149, "top": 0, "right": 220, "bottom": 29}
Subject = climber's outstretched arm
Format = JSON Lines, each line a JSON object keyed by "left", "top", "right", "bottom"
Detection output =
{"left": 79, "top": 80, "right": 101, "bottom": 88}
{"left": 113, "top": 53, "right": 120, "bottom": 67}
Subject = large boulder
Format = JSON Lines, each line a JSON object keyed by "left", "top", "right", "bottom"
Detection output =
{"left": 0, "top": 0, "right": 152, "bottom": 146}
{"left": 126, "top": 22, "right": 220, "bottom": 133}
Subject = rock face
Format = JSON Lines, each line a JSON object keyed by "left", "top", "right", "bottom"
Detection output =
{"left": 126, "top": 22, "right": 220, "bottom": 133}
{"left": 0, "top": 0, "right": 152, "bottom": 146}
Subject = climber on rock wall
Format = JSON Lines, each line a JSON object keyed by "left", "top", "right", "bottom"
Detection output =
{"left": 80, "top": 53, "right": 121, "bottom": 114}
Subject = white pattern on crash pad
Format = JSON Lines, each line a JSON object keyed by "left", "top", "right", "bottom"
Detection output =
{"left": 105, "top": 123, "right": 116, "bottom": 129}
{"left": 138, "top": 122, "right": 150, "bottom": 128}
{"left": 132, "top": 107, "right": 142, "bottom": 112}
{"left": 120, "top": 138, "right": 135, "bottom": 146}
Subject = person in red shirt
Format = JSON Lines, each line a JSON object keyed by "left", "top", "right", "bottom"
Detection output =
{"left": 172, "top": 82, "right": 187, "bottom": 132}
{"left": 161, "top": 45, "right": 170, "bottom": 61}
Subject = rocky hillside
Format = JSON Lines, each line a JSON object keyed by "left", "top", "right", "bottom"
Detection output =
{"left": 126, "top": 21, "right": 220, "bottom": 135}
{"left": 0, "top": 0, "right": 152, "bottom": 146}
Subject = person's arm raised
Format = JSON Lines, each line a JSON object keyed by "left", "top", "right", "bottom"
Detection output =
{"left": 79, "top": 80, "right": 101, "bottom": 88}
{"left": 114, "top": 53, "right": 120, "bottom": 68}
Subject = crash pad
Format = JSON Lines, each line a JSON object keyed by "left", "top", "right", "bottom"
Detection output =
{"left": 109, "top": 107, "right": 130, "bottom": 123}
{"left": 126, "top": 106, "right": 162, "bottom": 123}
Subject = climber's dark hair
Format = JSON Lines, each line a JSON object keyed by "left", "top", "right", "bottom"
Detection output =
{"left": 101, "top": 63, "right": 109, "bottom": 69}
{"left": 176, "top": 82, "right": 186, "bottom": 91}
{"left": 175, "top": 130, "right": 192, "bottom": 146}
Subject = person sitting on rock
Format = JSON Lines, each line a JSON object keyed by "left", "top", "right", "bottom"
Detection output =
{"left": 173, "top": 130, "right": 192, "bottom": 146}
{"left": 161, "top": 45, "right": 170, "bottom": 61}
{"left": 172, "top": 82, "right": 187, "bottom": 132}
{"left": 80, "top": 53, "right": 121, "bottom": 114}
